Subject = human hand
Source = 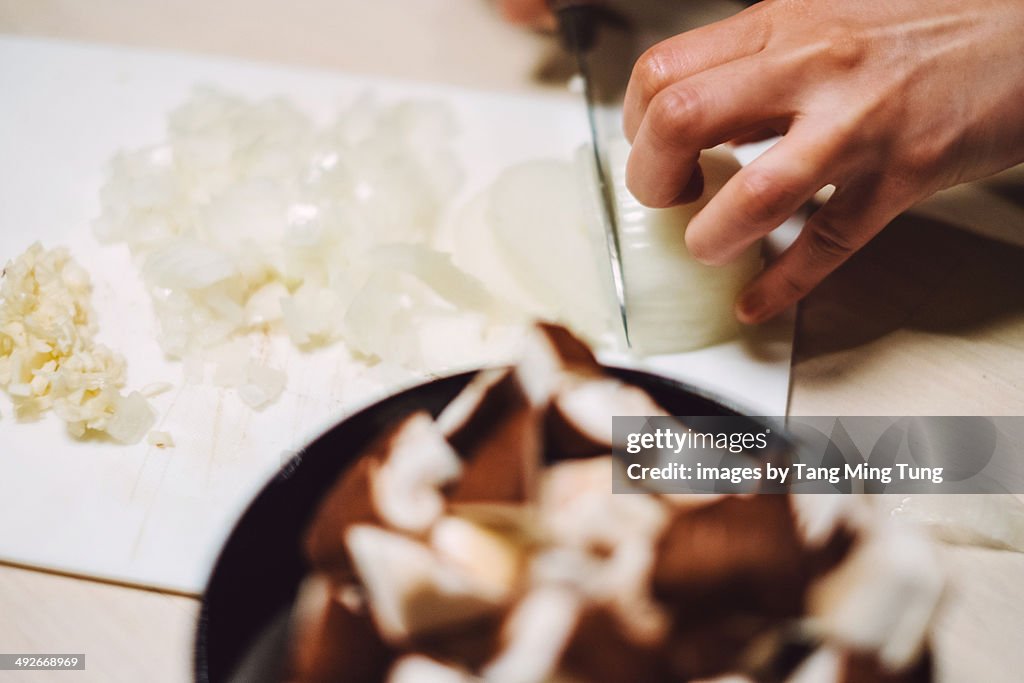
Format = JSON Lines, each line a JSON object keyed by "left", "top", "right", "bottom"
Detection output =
{"left": 498, "top": 0, "right": 553, "bottom": 28}
{"left": 623, "top": 0, "right": 1024, "bottom": 323}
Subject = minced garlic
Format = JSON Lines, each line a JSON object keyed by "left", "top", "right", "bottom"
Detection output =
{"left": 0, "top": 243, "right": 154, "bottom": 443}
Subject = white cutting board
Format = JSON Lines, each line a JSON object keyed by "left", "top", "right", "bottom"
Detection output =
{"left": 0, "top": 36, "right": 793, "bottom": 594}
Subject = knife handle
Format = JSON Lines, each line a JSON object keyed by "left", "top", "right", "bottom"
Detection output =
{"left": 547, "top": 1, "right": 628, "bottom": 52}
{"left": 547, "top": 1, "right": 599, "bottom": 52}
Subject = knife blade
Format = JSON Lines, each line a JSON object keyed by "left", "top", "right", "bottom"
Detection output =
{"left": 551, "top": 2, "right": 632, "bottom": 348}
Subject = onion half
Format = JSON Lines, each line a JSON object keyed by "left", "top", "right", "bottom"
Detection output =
{"left": 603, "top": 140, "right": 762, "bottom": 354}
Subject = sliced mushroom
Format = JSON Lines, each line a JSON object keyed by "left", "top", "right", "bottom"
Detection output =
{"left": 288, "top": 574, "right": 391, "bottom": 683}
{"left": 345, "top": 524, "right": 509, "bottom": 645}
{"left": 559, "top": 606, "right": 675, "bottom": 683}
{"left": 533, "top": 459, "right": 671, "bottom": 646}
{"left": 539, "top": 456, "right": 668, "bottom": 550}
{"left": 387, "top": 655, "right": 479, "bottom": 683}
{"left": 841, "top": 649, "right": 933, "bottom": 683}
{"left": 430, "top": 515, "right": 525, "bottom": 603}
{"left": 371, "top": 412, "right": 463, "bottom": 534}
{"left": 481, "top": 586, "right": 583, "bottom": 683}
{"left": 587, "top": 539, "right": 669, "bottom": 646}
{"left": 512, "top": 322, "right": 604, "bottom": 408}
{"left": 545, "top": 377, "right": 667, "bottom": 460}
{"left": 786, "top": 646, "right": 933, "bottom": 683}
{"left": 786, "top": 647, "right": 844, "bottom": 683}
{"left": 303, "top": 453, "right": 382, "bottom": 581}
{"left": 447, "top": 502, "right": 544, "bottom": 544}
{"left": 807, "top": 522, "right": 943, "bottom": 670}
{"left": 652, "top": 495, "right": 812, "bottom": 620}
{"left": 789, "top": 494, "right": 868, "bottom": 548}
{"left": 437, "top": 368, "right": 507, "bottom": 438}
{"left": 446, "top": 371, "right": 542, "bottom": 505}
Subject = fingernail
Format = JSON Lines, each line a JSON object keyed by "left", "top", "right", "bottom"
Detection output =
{"left": 673, "top": 164, "right": 705, "bottom": 205}
{"left": 736, "top": 288, "right": 765, "bottom": 324}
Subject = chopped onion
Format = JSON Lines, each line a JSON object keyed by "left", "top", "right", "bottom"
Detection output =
{"left": 142, "top": 240, "right": 236, "bottom": 290}
{"left": 140, "top": 381, "right": 173, "bottom": 398}
{"left": 886, "top": 494, "right": 1024, "bottom": 551}
{"left": 147, "top": 430, "right": 175, "bottom": 448}
{"left": 238, "top": 362, "right": 287, "bottom": 409}
{"left": 95, "top": 88, "right": 517, "bottom": 382}
{"left": 485, "top": 160, "right": 613, "bottom": 343}
{"left": 104, "top": 391, "right": 157, "bottom": 444}
{"left": 244, "top": 281, "right": 289, "bottom": 327}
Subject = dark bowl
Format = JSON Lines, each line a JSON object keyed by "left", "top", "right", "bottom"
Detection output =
{"left": 194, "top": 367, "right": 778, "bottom": 683}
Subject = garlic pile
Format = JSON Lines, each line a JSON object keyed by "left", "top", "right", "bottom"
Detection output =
{"left": 287, "top": 324, "right": 943, "bottom": 683}
{"left": 0, "top": 243, "right": 155, "bottom": 443}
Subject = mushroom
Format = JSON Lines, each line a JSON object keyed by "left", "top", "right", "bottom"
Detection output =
{"left": 387, "top": 655, "right": 479, "bottom": 683}
{"left": 371, "top": 412, "right": 463, "bottom": 534}
{"left": 514, "top": 322, "right": 603, "bottom": 405}
{"left": 480, "top": 586, "right": 583, "bottom": 683}
{"left": 558, "top": 606, "right": 675, "bottom": 683}
{"left": 303, "top": 453, "right": 381, "bottom": 581}
{"left": 785, "top": 646, "right": 933, "bottom": 683}
{"left": 304, "top": 412, "right": 462, "bottom": 578}
{"left": 437, "top": 368, "right": 508, "bottom": 438}
{"left": 345, "top": 524, "right": 510, "bottom": 645}
{"left": 539, "top": 456, "right": 668, "bottom": 549}
{"left": 444, "top": 370, "right": 543, "bottom": 505}
{"left": 430, "top": 515, "right": 526, "bottom": 602}
{"left": 287, "top": 574, "right": 391, "bottom": 683}
{"left": 545, "top": 377, "right": 667, "bottom": 461}
{"left": 840, "top": 649, "right": 933, "bottom": 683}
{"left": 807, "top": 522, "right": 943, "bottom": 670}
{"left": 652, "top": 495, "right": 851, "bottom": 621}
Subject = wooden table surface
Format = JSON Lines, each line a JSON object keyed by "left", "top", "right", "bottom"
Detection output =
{"left": 2, "top": 1, "right": 1023, "bottom": 681}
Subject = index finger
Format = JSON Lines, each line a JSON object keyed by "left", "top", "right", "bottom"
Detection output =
{"left": 626, "top": 55, "right": 795, "bottom": 208}
{"left": 623, "top": 5, "right": 771, "bottom": 141}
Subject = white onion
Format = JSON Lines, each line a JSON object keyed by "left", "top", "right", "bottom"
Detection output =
{"left": 142, "top": 240, "right": 236, "bottom": 290}
{"left": 486, "top": 161, "right": 613, "bottom": 342}
{"left": 238, "top": 362, "right": 287, "bottom": 410}
{"left": 454, "top": 143, "right": 761, "bottom": 355}
{"left": 450, "top": 161, "right": 615, "bottom": 348}
{"left": 139, "top": 381, "right": 173, "bottom": 398}
{"left": 886, "top": 494, "right": 1024, "bottom": 551}
{"left": 603, "top": 140, "right": 762, "bottom": 354}
{"left": 105, "top": 391, "right": 157, "bottom": 444}
{"left": 95, "top": 88, "right": 518, "bottom": 385}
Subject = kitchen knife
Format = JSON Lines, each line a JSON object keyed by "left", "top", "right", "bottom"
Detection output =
{"left": 549, "top": 1, "right": 632, "bottom": 348}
